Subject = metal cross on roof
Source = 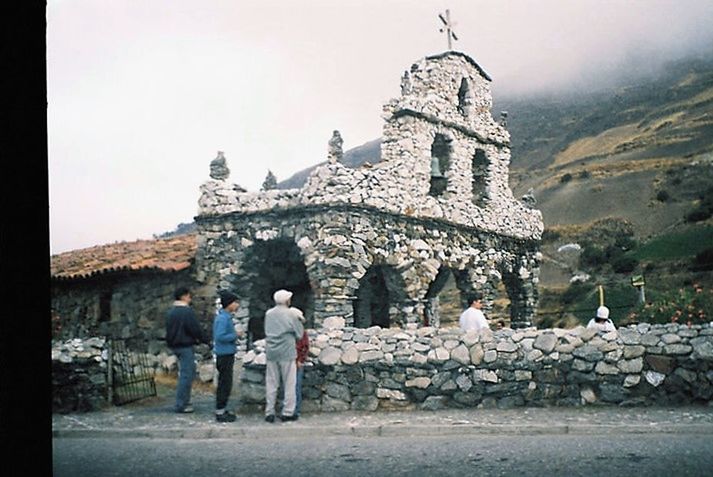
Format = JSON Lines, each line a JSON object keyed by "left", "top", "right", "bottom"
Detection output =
{"left": 438, "top": 9, "right": 459, "bottom": 51}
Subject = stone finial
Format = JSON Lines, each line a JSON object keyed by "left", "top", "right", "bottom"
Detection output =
{"left": 261, "top": 170, "right": 277, "bottom": 191}
{"left": 209, "top": 151, "right": 230, "bottom": 180}
{"left": 328, "top": 130, "right": 344, "bottom": 164}
{"left": 521, "top": 187, "right": 536, "bottom": 208}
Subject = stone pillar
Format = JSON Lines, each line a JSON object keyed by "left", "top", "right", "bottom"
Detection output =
{"left": 502, "top": 258, "right": 540, "bottom": 329}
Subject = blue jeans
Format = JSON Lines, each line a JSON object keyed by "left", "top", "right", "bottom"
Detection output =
{"left": 295, "top": 365, "right": 304, "bottom": 416}
{"left": 172, "top": 346, "right": 195, "bottom": 412}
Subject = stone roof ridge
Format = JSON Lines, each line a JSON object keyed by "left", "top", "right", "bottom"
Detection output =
{"left": 424, "top": 50, "right": 492, "bottom": 81}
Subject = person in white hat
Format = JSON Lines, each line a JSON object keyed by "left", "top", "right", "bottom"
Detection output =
{"left": 587, "top": 305, "right": 616, "bottom": 332}
{"left": 263, "top": 289, "right": 304, "bottom": 422}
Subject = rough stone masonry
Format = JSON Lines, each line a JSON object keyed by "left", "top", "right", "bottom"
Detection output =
{"left": 238, "top": 321, "right": 713, "bottom": 411}
{"left": 194, "top": 51, "right": 544, "bottom": 347}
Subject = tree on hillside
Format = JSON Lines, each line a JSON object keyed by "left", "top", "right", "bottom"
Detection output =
{"left": 262, "top": 170, "right": 277, "bottom": 191}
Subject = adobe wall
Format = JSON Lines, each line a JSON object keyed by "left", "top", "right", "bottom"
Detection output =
{"left": 238, "top": 321, "right": 713, "bottom": 412}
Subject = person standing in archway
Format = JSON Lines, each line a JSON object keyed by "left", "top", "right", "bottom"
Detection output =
{"left": 459, "top": 293, "right": 490, "bottom": 332}
{"left": 264, "top": 289, "right": 304, "bottom": 423}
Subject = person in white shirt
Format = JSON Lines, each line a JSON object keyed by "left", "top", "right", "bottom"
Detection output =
{"left": 459, "top": 294, "right": 489, "bottom": 332}
{"left": 587, "top": 305, "right": 616, "bottom": 332}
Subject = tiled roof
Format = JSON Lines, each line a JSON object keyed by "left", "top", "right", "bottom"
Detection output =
{"left": 51, "top": 234, "right": 198, "bottom": 280}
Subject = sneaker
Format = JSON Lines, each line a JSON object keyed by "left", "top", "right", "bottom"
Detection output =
{"left": 176, "top": 405, "right": 194, "bottom": 413}
{"left": 280, "top": 414, "right": 299, "bottom": 422}
{"left": 216, "top": 411, "right": 236, "bottom": 423}
{"left": 265, "top": 414, "right": 275, "bottom": 423}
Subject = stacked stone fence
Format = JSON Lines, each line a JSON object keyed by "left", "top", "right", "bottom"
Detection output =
{"left": 238, "top": 320, "right": 713, "bottom": 412}
{"left": 52, "top": 321, "right": 713, "bottom": 414}
{"left": 52, "top": 337, "right": 110, "bottom": 413}
{"left": 52, "top": 337, "right": 199, "bottom": 413}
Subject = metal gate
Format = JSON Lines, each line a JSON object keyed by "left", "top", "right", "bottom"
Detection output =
{"left": 108, "top": 339, "right": 157, "bottom": 405}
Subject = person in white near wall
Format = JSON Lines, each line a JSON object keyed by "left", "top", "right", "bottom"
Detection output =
{"left": 587, "top": 305, "right": 617, "bottom": 332}
{"left": 263, "top": 289, "right": 304, "bottom": 423}
{"left": 459, "top": 293, "right": 490, "bottom": 332}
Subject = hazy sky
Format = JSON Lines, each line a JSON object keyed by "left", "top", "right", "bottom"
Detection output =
{"left": 47, "top": 0, "right": 713, "bottom": 254}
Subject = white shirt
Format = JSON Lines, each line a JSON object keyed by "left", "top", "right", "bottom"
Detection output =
{"left": 459, "top": 307, "right": 489, "bottom": 332}
{"left": 587, "top": 318, "right": 616, "bottom": 333}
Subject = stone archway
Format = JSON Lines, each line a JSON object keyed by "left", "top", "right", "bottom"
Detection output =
{"left": 352, "top": 264, "right": 408, "bottom": 328}
{"left": 242, "top": 238, "right": 314, "bottom": 343}
{"left": 423, "top": 266, "right": 464, "bottom": 328}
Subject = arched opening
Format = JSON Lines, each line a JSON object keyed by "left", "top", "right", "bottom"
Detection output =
{"left": 487, "top": 279, "right": 512, "bottom": 330}
{"left": 457, "top": 78, "right": 473, "bottom": 116}
{"left": 472, "top": 149, "right": 489, "bottom": 206}
{"left": 423, "top": 267, "right": 463, "bottom": 327}
{"left": 352, "top": 265, "right": 407, "bottom": 328}
{"left": 429, "top": 134, "right": 453, "bottom": 197}
{"left": 243, "top": 239, "right": 314, "bottom": 344}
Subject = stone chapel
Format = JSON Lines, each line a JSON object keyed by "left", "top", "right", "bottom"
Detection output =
{"left": 195, "top": 50, "right": 544, "bottom": 347}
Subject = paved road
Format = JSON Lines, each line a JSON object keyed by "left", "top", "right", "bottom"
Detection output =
{"left": 53, "top": 433, "right": 713, "bottom": 477}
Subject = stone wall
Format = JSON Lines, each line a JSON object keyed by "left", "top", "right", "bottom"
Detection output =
{"left": 238, "top": 320, "right": 713, "bottom": 412}
{"left": 196, "top": 205, "right": 540, "bottom": 335}
{"left": 52, "top": 338, "right": 109, "bottom": 413}
{"left": 51, "top": 269, "right": 215, "bottom": 353}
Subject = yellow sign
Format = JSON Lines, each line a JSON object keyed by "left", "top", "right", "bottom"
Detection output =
{"left": 631, "top": 275, "right": 645, "bottom": 287}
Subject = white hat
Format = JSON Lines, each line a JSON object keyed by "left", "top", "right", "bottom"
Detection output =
{"left": 596, "top": 306, "right": 610, "bottom": 319}
{"left": 273, "top": 289, "right": 293, "bottom": 305}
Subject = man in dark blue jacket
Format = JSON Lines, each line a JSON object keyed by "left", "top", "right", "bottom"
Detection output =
{"left": 166, "top": 286, "right": 206, "bottom": 413}
{"left": 213, "top": 291, "right": 240, "bottom": 422}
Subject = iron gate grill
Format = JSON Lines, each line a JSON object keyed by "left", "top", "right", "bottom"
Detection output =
{"left": 109, "top": 339, "right": 157, "bottom": 405}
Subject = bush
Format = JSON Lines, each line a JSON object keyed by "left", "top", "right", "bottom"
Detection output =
{"left": 580, "top": 243, "right": 607, "bottom": 268}
{"left": 656, "top": 190, "right": 670, "bottom": 202}
{"left": 691, "top": 247, "right": 713, "bottom": 271}
{"left": 612, "top": 256, "right": 638, "bottom": 273}
{"left": 685, "top": 187, "right": 713, "bottom": 222}
{"left": 614, "top": 235, "right": 637, "bottom": 251}
{"left": 686, "top": 207, "right": 712, "bottom": 223}
{"left": 560, "top": 173, "right": 573, "bottom": 183}
{"left": 627, "top": 284, "right": 712, "bottom": 325}
{"left": 561, "top": 282, "right": 590, "bottom": 304}
{"left": 542, "top": 228, "right": 561, "bottom": 241}
{"left": 579, "top": 170, "right": 591, "bottom": 179}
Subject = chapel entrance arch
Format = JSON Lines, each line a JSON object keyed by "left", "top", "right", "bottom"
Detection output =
{"left": 352, "top": 264, "right": 407, "bottom": 328}
{"left": 423, "top": 267, "right": 464, "bottom": 327}
{"left": 242, "top": 238, "right": 314, "bottom": 343}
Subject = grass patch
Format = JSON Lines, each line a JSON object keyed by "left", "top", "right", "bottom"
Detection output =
{"left": 631, "top": 226, "right": 713, "bottom": 260}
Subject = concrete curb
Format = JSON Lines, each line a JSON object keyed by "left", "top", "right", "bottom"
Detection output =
{"left": 52, "top": 423, "right": 713, "bottom": 439}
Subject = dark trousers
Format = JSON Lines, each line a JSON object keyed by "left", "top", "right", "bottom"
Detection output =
{"left": 215, "top": 354, "right": 235, "bottom": 411}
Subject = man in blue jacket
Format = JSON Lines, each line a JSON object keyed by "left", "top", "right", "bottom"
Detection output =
{"left": 165, "top": 286, "right": 207, "bottom": 413}
{"left": 213, "top": 291, "right": 240, "bottom": 422}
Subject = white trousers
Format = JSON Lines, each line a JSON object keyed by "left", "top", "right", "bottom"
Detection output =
{"left": 265, "top": 359, "right": 297, "bottom": 417}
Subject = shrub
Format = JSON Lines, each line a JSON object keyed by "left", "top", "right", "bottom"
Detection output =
{"left": 560, "top": 173, "right": 573, "bottom": 183}
{"left": 614, "top": 235, "right": 636, "bottom": 251}
{"left": 656, "top": 190, "right": 670, "bottom": 202}
{"left": 561, "top": 282, "right": 590, "bottom": 304}
{"left": 542, "top": 228, "right": 561, "bottom": 241}
{"left": 685, "top": 187, "right": 713, "bottom": 222}
{"left": 627, "top": 284, "right": 712, "bottom": 325}
{"left": 580, "top": 244, "right": 607, "bottom": 268}
{"left": 612, "top": 256, "right": 638, "bottom": 273}
{"left": 691, "top": 247, "right": 713, "bottom": 271}
{"left": 579, "top": 170, "right": 591, "bottom": 179}
{"left": 686, "top": 208, "right": 713, "bottom": 222}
